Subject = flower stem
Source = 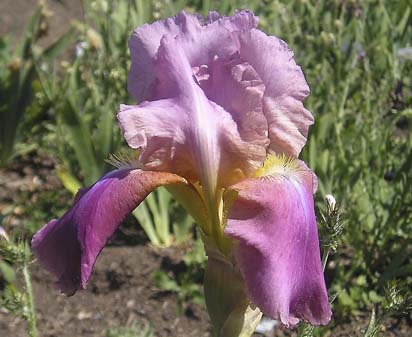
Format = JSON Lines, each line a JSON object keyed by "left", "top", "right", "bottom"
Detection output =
{"left": 322, "top": 248, "right": 330, "bottom": 272}
{"left": 22, "top": 261, "right": 38, "bottom": 337}
{"left": 205, "top": 188, "right": 231, "bottom": 256}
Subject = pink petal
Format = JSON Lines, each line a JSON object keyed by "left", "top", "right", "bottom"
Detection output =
{"left": 128, "top": 10, "right": 258, "bottom": 102}
{"left": 198, "top": 54, "right": 268, "bottom": 148}
{"left": 31, "top": 169, "right": 185, "bottom": 295}
{"left": 224, "top": 166, "right": 331, "bottom": 326}
{"left": 234, "top": 29, "right": 314, "bottom": 156}
{"left": 119, "top": 37, "right": 267, "bottom": 192}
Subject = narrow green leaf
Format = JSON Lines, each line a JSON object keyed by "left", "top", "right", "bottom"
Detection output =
{"left": 133, "top": 202, "right": 160, "bottom": 246}
{"left": 56, "top": 168, "right": 82, "bottom": 195}
{"left": 42, "top": 28, "right": 76, "bottom": 63}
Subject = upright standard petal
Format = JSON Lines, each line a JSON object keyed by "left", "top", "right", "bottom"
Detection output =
{"left": 197, "top": 54, "right": 269, "bottom": 149}
{"left": 31, "top": 169, "right": 186, "bottom": 295}
{"left": 234, "top": 29, "right": 313, "bottom": 156}
{"left": 224, "top": 160, "right": 331, "bottom": 326}
{"left": 119, "top": 37, "right": 267, "bottom": 194}
{"left": 127, "top": 10, "right": 258, "bottom": 102}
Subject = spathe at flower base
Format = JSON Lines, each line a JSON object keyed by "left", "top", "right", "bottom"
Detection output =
{"left": 31, "top": 9, "right": 331, "bottom": 337}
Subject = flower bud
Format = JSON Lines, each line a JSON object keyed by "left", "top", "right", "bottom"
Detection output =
{"left": 321, "top": 31, "right": 336, "bottom": 45}
{"left": 87, "top": 29, "right": 103, "bottom": 51}
{"left": 8, "top": 57, "right": 22, "bottom": 72}
{"left": 75, "top": 41, "right": 87, "bottom": 58}
{"left": 335, "top": 19, "right": 342, "bottom": 29}
{"left": 325, "top": 194, "right": 336, "bottom": 209}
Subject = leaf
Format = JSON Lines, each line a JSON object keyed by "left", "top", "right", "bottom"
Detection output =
{"left": 59, "top": 95, "right": 100, "bottom": 184}
{"left": 94, "top": 100, "right": 116, "bottom": 165}
{"left": 132, "top": 201, "right": 160, "bottom": 246}
{"left": 152, "top": 270, "right": 179, "bottom": 292}
{"left": 364, "top": 308, "right": 380, "bottom": 337}
{"left": 42, "top": 28, "right": 76, "bottom": 63}
{"left": 0, "top": 260, "right": 16, "bottom": 284}
{"left": 56, "top": 168, "right": 82, "bottom": 195}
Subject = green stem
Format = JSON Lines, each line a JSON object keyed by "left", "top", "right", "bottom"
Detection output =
{"left": 204, "top": 189, "right": 232, "bottom": 256}
{"left": 203, "top": 252, "right": 262, "bottom": 337}
{"left": 322, "top": 248, "right": 330, "bottom": 272}
{"left": 23, "top": 262, "right": 38, "bottom": 337}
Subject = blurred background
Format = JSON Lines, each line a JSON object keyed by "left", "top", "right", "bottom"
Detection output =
{"left": 0, "top": 0, "right": 411, "bottom": 336}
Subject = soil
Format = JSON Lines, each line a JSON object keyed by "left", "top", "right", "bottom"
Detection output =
{"left": 0, "top": 149, "right": 213, "bottom": 336}
{"left": 0, "top": 233, "right": 410, "bottom": 337}
{"left": 1, "top": 245, "right": 213, "bottom": 337}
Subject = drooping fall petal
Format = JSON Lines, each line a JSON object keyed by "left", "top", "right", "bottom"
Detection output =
{"left": 31, "top": 169, "right": 186, "bottom": 295}
{"left": 233, "top": 29, "right": 313, "bottom": 156}
{"left": 224, "top": 162, "right": 331, "bottom": 326}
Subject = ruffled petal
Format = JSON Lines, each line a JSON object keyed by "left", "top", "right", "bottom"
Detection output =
{"left": 119, "top": 37, "right": 267, "bottom": 193}
{"left": 118, "top": 100, "right": 198, "bottom": 182}
{"left": 128, "top": 10, "right": 258, "bottom": 102}
{"left": 31, "top": 169, "right": 186, "bottom": 295}
{"left": 234, "top": 29, "right": 313, "bottom": 156}
{"left": 224, "top": 165, "right": 331, "bottom": 326}
{"left": 198, "top": 54, "right": 268, "bottom": 148}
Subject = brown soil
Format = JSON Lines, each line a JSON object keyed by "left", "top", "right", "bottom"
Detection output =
{"left": 1, "top": 242, "right": 410, "bottom": 337}
{"left": 1, "top": 245, "right": 213, "bottom": 337}
{"left": 0, "top": 148, "right": 212, "bottom": 335}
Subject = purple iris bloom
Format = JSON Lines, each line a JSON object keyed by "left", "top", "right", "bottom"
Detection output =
{"left": 32, "top": 10, "right": 331, "bottom": 327}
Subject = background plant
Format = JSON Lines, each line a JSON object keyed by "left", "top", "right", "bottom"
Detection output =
{"left": 0, "top": 4, "right": 72, "bottom": 167}
{"left": 153, "top": 235, "right": 206, "bottom": 308}
{"left": 0, "top": 228, "right": 38, "bottom": 337}
{"left": 133, "top": 187, "right": 195, "bottom": 247}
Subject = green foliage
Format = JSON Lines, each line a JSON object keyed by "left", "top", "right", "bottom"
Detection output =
{"left": 318, "top": 195, "right": 346, "bottom": 270}
{"left": 363, "top": 280, "right": 412, "bottom": 337}
{"left": 0, "top": 232, "right": 38, "bottom": 337}
{"left": 18, "top": 189, "right": 70, "bottom": 235}
{"left": 297, "top": 323, "right": 315, "bottom": 337}
{"left": 0, "top": 4, "right": 73, "bottom": 167}
{"left": 133, "top": 188, "right": 194, "bottom": 247}
{"left": 153, "top": 236, "right": 206, "bottom": 307}
{"left": 0, "top": 260, "right": 16, "bottom": 284}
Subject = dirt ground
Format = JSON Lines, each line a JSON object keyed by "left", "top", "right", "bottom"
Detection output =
{"left": 1, "top": 243, "right": 410, "bottom": 337}
{"left": 1, "top": 245, "right": 213, "bottom": 337}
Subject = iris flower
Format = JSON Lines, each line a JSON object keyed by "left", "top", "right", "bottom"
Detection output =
{"left": 32, "top": 10, "right": 331, "bottom": 329}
